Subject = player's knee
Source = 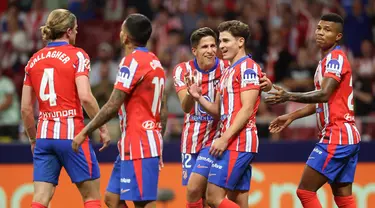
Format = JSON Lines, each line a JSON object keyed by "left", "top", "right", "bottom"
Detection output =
{"left": 296, "top": 188, "right": 316, "bottom": 201}
{"left": 205, "top": 188, "right": 219, "bottom": 207}
{"left": 187, "top": 183, "right": 204, "bottom": 201}
{"left": 104, "top": 192, "right": 118, "bottom": 208}
{"left": 33, "top": 191, "right": 53, "bottom": 206}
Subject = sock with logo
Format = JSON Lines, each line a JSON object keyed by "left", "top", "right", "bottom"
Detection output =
{"left": 31, "top": 202, "right": 47, "bottom": 208}
{"left": 334, "top": 195, "right": 356, "bottom": 208}
{"left": 296, "top": 189, "right": 322, "bottom": 208}
{"left": 84, "top": 200, "right": 101, "bottom": 208}
{"left": 186, "top": 198, "right": 203, "bottom": 208}
{"left": 218, "top": 198, "right": 240, "bottom": 208}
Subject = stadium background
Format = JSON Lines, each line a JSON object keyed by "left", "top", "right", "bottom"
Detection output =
{"left": 0, "top": 0, "right": 375, "bottom": 207}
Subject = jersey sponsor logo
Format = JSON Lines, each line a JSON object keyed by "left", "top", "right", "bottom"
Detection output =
{"left": 326, "top": 59, "right": 341, "bottom": 76}
{"left": 198, "top": 95, "right": 211, "bottom": 114}
{"left": 243, "top": 68, "right": 259, "bottom": 85}
{"left": 344, "top": 113, "right": 355, "bottom": 122}
{"left": 142, "top": 120, "right": 156, "bottom": 130}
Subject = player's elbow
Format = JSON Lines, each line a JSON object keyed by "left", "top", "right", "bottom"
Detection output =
{"left": 319, "top": 91, "right": 331, "bottom": 103}
{"left": 181, "top": 105, "right": 192, "bottom": 114}
{"left": 79, "top": 93, "right": 95, "bottom": 106}
{"left": 21, "top": 105, "right": 33, "bottom": 118}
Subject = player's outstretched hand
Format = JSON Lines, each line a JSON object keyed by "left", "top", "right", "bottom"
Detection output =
{"left": 184, "top": 71, "right": 202, "bottom": 99}
{"left": 265, "top": 85, "right": 289, "bottom": 105}
{"left": 72, "top": 132, "right": 86, "bottom": 153}
{"left": 99, "top": 126, "right": 111, "bottom": 152}
{"left": 260, "top": 73, "right": 272, "bottom": 92}
{"left": 269, "top": 114, "right": 294, "bottom": 133}
{"left": 209, "top": 138, "right": 228, "bottom": 157}
{"left": 30, "top": 141, "right": 36, "bottom": 155}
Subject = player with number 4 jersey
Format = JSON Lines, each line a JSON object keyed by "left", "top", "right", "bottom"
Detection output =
{"left": 21, "top": 9, "right": 109, "bottom": 208}
{"left": 266, "top": 13, "right": 360, "bottom": 208}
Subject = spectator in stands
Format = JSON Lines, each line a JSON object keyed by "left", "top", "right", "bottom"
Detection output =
{"left": 90, "top": 42, "right": 118, "bottom": 86}
{"left": 0, "top": 68, "right": 20, "bottom": 142}
{"left": 24, "top": 0, "right": 48, "bottom": 53}
{"left": 92, "top": 63, "right": 114, "bottom": 108}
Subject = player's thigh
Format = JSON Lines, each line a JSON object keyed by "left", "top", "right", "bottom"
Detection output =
{"left": 298, "top": 165, "right": 328, "bottom": 191}
{"left": 181, "top": 152, "right": 198, "bottom": 186}
{"left": 334, "top": 144, "right": 360, "bottom": 185}
{"left": 186, "top": 173, "right": 208, "bottom": 201}
{"left": 75, "top": 178, "right": 101, "bottom": 201}
{"left": 330, "top": 182, "right": 352, "bottom": 196}
{"left": 227, "top": 190, "right": 248, "bottom": 208}
{"left": 205, "top": 182, "right": 227, "bottom": 206}
{"left": 57, "top": 140, "right": 100, "bottom": 184}
{"left": 120, "top": 157, "right": 159, "bottom": 202}
{"left": 33, "top": 140, "right": 62, "bottom": 186}
{"left": 104, "top": 191, "right": 127, "bottom": 208}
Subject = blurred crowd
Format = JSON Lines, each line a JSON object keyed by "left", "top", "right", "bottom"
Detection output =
{"left": 0, "top": 0, "right": 375, "bottom": 143}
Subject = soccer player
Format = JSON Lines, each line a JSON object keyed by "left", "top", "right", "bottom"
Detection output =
{"left": 21, "top": 9, "right": 110, "bottom": 208}
{"left": 73, "top": 14, "right": 167, "bottom": 208}
{"left": 266, "top": 13, "right": 360, "bottom": 208}
{"left": 174, "top": 27, "right": 271, "bottom": 208}
{"left": 187, "top": 20, "right": 264, "bottom": 208}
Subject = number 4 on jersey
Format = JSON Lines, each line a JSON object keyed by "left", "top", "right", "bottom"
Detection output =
{"left": 39, "top": 68, "right": 57, "bottom": 106}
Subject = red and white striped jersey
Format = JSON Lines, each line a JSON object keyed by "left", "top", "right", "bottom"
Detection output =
{"left": 218, "top": 56, "right": 262, "bottom": 153}
{"left": 115, "top": 47, "right": 165, "bottom": 160}
{"left": 173, "top": 58, "right": 228, "bottom": 153}
{"left": 24, "top": 41, "right": 90, "bottom": 140}
{"left": 314, "top": 46, "right": 361, "bottom": 145}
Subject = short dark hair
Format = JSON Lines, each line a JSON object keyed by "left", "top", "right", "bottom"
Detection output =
{"left": 217, "top": 20, "right": 250, "bottom": 42}
{"left": 123, "top": 14, "right": 152, "bottom": 47}
{"left": 190, "top": 27, "right": 217, "bottom": 48}
{"left": 321, "top": 13, "right": 344, "bottom": 32}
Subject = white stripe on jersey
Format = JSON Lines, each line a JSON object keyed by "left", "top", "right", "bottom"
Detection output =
{"left": 182, "top": 114, "right": 190, "bottom": 153}
{"left": 185, "top": 62, "right": 192, "bottom": 75}
{"left": 120, "top": 104, "right": 126, "bottom": 160}
{"left": 53, "top": 118, "right": 60, "bottom": 139}
{"left": 245, "top": 128, "right": 252, "bottom": 152}
{"left": 255, "top": 130, "right": 259, "bottom": 152}
{"left": 323, "top": 103, "right": 329, "bottom": 127}
{"left": 76, "top": 51, "right": 85, "bottom": 72}
{"left": 339, "top": 127, "right": 342, "bottom": 145}
{"left": 122, "top": 59, "right": 139, "bottom": 88}
{"left": 202, "top": 70, "right": 216, "bottom": 146}
{"left": 344, "top": 123, "right": 354, "bottom": 144}
{"left": 69, "top": 117, "right": 75, "bottom": 140}
{"left": 353, "top": 125, "right": 361, "bottom": 142}
{"left": 147, "top": 130, "right": 158, "bottom": 157}
{"left": 174, "top": 66, "right": 185, "bottom": 87}
{"left": 191, "top": 121, "right": 200, "bottom": 154}
{"left": 41, "top": 120, "right": 48, "bottom": 138}
{"left": 226, "top": 69, "right": 235, "bottom": 132}
{"left": 129, "top": 142, "right": 132, "bottom": 160}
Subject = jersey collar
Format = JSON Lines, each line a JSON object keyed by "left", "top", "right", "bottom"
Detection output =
{"left": 230, "top": 54, "right": 251, "bottom": 69}
{"left": 47, "top": 41, "right": 69, "bottom": 47}
{"left": 193, "top": 57, "right": 219, "bottom": 74}
{"left": 135, "top": 47, "right": 149, "bottom": 52}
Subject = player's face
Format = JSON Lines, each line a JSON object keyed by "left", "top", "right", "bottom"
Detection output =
{"left": 68, "top": 20, "right": 78, "bottom": 45}
{"left": 219, "top": 31, "right": 242, "bottom": 61}
{"left": 315, "top": 20, "right": 342, "bottom": 50}
{"left": 192, "top": 36, "right": 217, "bottom": 66}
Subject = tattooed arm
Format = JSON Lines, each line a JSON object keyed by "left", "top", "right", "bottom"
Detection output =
{"left": 84, "top": 89, "right": 126, "bottom": 134}
{"left": 266, "top": 78, "right": 339, "bottom": 104}
{"left": 160, "top": 88, "right": 168, "bottom": 137}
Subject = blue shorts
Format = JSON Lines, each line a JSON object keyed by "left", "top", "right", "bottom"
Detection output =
{"left": 106, "top": 156, "right": 159, "bottom": 201}
{"left": 306, "top": 143, "right": 360, "bottom": 184}
{"left": 181, "top": 152, "right": 198, "bottom": 186}
{"left": 208, "top": 150, "right": 255, "bottom": 191}
{"left": 33, "top": 139, "right": 100, "bottom": 185}
{"left": 191, "top": 148, "right": 214, "bottom": 179}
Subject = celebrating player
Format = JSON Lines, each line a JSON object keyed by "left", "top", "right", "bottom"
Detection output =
{"left": 21, "top": 9, "right": 110, "bottom": 208}
{"left": 266, "top": 13, "right": 360, "bottom": 208}
{"left": 187, "top": 20, "right": 265, "bottom": 208}
{"left": 73, "top": 14, "right": 167, "bottom": 208}
{"left": 175, "top": 27, "right": 271, "bottom": 208}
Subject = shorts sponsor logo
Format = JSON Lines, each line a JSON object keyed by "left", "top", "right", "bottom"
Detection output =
{"left": 197, "top": 164, "right": 209, "bottom": 169}
{"left": 212, "top": 163, "right": 223, "bottom": 170}
{"left": 197, "top": 156, "right": 213, "bottom": 164}
{"left": 313, "top": 148, "right": 323, "bottom": 155}
{"left": 120, "top": 178, "right": 131, "bottom": 183}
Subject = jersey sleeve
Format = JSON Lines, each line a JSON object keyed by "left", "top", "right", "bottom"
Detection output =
{"left": 23, "top": 61, "right": 32, "bottom": 86}
{"left": 114, "top": 56, "right": 148, "bottom": 94}
{"left": 239, "top": 62, "right": 261, "bottom": 92}
{"left": 74, "top": 50, "right": 91, "bottom": 77}
{"left": 173, "top": 63, "right": 187, "bottom": 93}
{"left": 323, "top": 52, "right": 347, "bottom": 82}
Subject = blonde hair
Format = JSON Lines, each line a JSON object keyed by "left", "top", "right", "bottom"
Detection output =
{"left": 40, "top": 9, "right": 76, "bottom": 41}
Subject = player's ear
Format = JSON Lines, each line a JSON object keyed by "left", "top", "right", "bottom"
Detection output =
{"left": 66, "top": 28, "right": 72, "bottom": 37}
{"left": 237, "top": 37, "right": 245, "bottom": 48}
{"left": 191, "top": 47, "right": 197, "bottom": 57}
{"left": 335, "top": 32, "right": 343, "bottom": 42}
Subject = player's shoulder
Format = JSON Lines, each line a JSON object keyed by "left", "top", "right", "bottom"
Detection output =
{"left": 326, "top": 47, "right": 349, "bottom": 63}
{"left": 173, "top": 59, "right": 192, "bottom": 72}
{"left": 67, "top": 46, "right": 90, "bottom": 58}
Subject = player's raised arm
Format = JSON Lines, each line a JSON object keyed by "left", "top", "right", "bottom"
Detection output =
{"left": 269, "top": 104, "right": 316, "bottom": 133}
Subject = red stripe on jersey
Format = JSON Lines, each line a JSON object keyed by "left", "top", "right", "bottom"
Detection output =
{"left": 60, "top": 118, "right": 68, "bottom": 139}
{"left": 46, "top": 121, "right": 54, "bottom": 139}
